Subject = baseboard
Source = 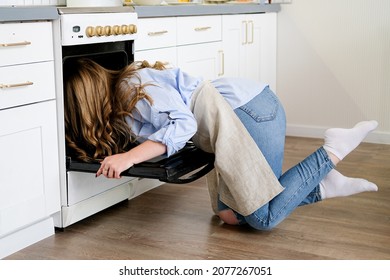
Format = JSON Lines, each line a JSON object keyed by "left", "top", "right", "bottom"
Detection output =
{"left": 0, "top": 218, "right": 54, "bottom": 259}
{"left": 286, "top": 124, "right": 390, "bottom": 145}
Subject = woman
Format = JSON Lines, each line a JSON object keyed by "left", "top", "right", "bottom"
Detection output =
{"left": 64, "top": 58, "right": 378, "bottom": 230}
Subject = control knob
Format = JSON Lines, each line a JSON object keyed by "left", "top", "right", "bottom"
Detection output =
{"left": 104, "top": 25, "right": 112, "bottom": 36}
{"left": 128, "top": 24, "right": 137, "bottom": 34}
{"left": 121, "top": 24, "right": 129, "bottom": 34}
{"left": 113, "top": 25, "right": 121, "bottom": 35}
{"left": 86, "top": 26, "right": 95, "bottom": 37}
{"left": 95, "top": 26, "right": 104, "bottom": 37}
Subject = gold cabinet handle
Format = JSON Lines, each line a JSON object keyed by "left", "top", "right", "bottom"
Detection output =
{"left": 147, "top": 30, "right": 168, "bottom": 36}
{"left": 218, "top": 50, "right": 224, "bottom": 77}
{"left": 0, "top": 81, "right": 34, "bottom": 89}
{"left": 0, "top": 41, "right": 31, "bottom": 47}
{"left": 194, "top": 26, "right": 211, "bottom": 32}
{"left": 248, "top": 20, "right": 254, "bottom": 44}
{"left": 242, "top": 21, "right": 247, "bottom": 45}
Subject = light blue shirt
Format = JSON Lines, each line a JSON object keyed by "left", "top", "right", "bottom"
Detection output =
{"left": 125, "top": 68, "right": 267, "bottom": 156}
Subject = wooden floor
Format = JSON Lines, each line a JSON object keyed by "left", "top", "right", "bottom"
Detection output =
{"left": 6, "top": 137, "right": 390, "bottom": 260}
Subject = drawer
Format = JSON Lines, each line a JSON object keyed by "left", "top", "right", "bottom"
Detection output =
{"left": 0, "top": 21, "right": 53, "bottom": 67}
{"left": 0, "top": 61, "right": 56, "bottom": 110}
{"left": 177, "top": 15, "right": 222, "bottom": 46}
{"left": 135, "top": 47, "right": 178, "bottom": 68}
{"left": 67, "top": 172, "right": 135, "bottom": 206}
{"left": 134, "top": 17, "right": 177, "bottom": 51}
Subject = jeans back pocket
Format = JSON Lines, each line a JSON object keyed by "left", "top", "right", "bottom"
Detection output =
{"left": 236, "top": 87, "right": 279, "bottom": 123}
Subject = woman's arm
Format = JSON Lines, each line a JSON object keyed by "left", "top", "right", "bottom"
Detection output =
{"left": 96, "top": 140, "right": 167, "bottom": 179}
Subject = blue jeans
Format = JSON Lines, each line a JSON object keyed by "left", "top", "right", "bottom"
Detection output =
{"left": 218, "top": 87, "right": 335, "bottom": 230}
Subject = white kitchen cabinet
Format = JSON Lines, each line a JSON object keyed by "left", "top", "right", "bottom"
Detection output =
{"left": 0, "top": 21, "right": 60, "bottom": 259}
{"left": 0, "top": 21, "right": 53, "bottom": 67}
{"left": 176, "top": 15, "right": 222, "bottom": 46}
{"left": 0, "top": 101, "right": 59, "bottom": 235}
{"left": 135, "top": 13, "right": 276, "bottom": 84}
{"left": 0, "top": 62, "right": 56, "bottom": 110}
{"left": 135, "top": 47, "right": 177, "bottom": 68}
{"left": 176, "top": 15, "right": 223, "bottom": 80}
{"left": 177, "top": 42, "right": 223, "bottom": 80}
{"left": 134, "top": 15, "right": 223, "bottom": 80}
{"left": 134, "top": 17, "right": 177, "bottom": 67}
{"left": 222, "top": 13, "right": 277, "bottom": 90}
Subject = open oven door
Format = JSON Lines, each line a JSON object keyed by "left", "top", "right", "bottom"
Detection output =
{"left": 66, "top": 142, "right": 215, "bottom": 184}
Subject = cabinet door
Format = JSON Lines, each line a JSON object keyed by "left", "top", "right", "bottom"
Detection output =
{"left": 134, "top": 47, "right": 177, "bottom": 68}
{"left": 177, "top": 42, "right": 223, "bottom": 80}
{"left": 222, "top": 14, "right": 247, "bottom": 78}
{"left": 248, "top": 13, "right": 277, "bottom": 90}
{"left": 0, "top": 101, "right": 60, "bottom": 236}
{"left": 222, "top": 14, "right": 277, "bottom": 89}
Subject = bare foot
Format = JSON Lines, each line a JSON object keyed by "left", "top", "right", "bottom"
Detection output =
{"left": 218, "top": 209, "right": 239, "bottom": 225}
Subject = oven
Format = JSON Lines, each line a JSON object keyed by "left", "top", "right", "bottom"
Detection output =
{"left": 53, "top": 6, "right": 141, "bottom": 228}
{"left": 53, "top": 7, "right": 214, "bottom": 228}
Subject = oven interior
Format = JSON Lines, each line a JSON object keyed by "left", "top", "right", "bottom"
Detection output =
{"left": 62, "top": 41, "right": 132, "bottom": 71}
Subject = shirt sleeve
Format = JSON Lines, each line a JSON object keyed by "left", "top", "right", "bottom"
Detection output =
{"left": 133, "top": 84, "right": 198, "bottom": 157}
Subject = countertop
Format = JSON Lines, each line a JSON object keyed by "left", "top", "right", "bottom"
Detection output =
{"left": 0, "top": 6, "right": 59, "bottom": 22}
{"left": 133, "top": 3, "right": 281, "bottom": 18}
{"left": 0, "top": 3, "right": 280, "bottom": 22}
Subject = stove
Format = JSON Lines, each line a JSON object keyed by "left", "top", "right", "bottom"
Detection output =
{"left": 52, "top": 6, "right": 144, "bottom": 228}
{"left": 52, "top": 6, "right": 214, "bottom": 228}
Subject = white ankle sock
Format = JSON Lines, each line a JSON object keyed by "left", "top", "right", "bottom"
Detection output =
{"left": 319, "top": 169, "right": 378, "bottom": 200}
{"left": 323, "top": 120, "right": 378, "bottom": 160}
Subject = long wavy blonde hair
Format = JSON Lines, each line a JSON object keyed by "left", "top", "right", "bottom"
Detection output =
{"left": 64, "top": 58, "right": 166, "bottom": 162}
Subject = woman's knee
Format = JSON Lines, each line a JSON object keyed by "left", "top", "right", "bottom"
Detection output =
{"left": 245, "top": 220, "right": 277, "bottom": 231}
{"left": 244, "top": 211, "right": 279, "bottom": 231}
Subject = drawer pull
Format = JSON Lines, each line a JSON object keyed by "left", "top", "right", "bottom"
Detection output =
{"left": 248, "top": 21, "right": 254, "bottom": 44}
{"left": 0, "top": 41, "right": 31, "bottom": 47}
{"left": 242, "top": 21, "right": 248, "bottom": 45}
{"left": 147, "top": 30, "right": 168, "bottom": 36}
{"left": 218, "top": 50, "right": 224, "bottom": 77}
{"left": 0, "top": 81, "right": 34, "bottom": 89}
{"left": 194, "top": 27, "right": 211, "bottom": 32}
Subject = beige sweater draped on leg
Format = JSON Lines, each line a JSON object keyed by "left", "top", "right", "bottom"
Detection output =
{"left": 190, "top": 81, "right": 284, "bottom": 216}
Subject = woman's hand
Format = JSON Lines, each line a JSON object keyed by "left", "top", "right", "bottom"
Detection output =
{"left": 96, "top": 152, "right": 134, "bottom": 179}
{"left": 96, "top": 140, "right": 167, "bottom": 179}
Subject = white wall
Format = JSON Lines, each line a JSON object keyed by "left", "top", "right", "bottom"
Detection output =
{"left": 276, "top": 0, "right": 390, "bottom": 144}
